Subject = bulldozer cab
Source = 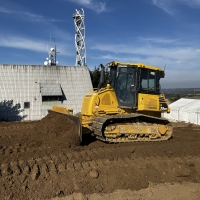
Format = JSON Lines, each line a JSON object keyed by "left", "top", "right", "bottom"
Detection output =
{"left": 107, "top": 61, "right": 165, "bottom": 109}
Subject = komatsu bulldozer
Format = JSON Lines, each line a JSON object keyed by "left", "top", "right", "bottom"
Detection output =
{"left": 49, "top": 61, "right": 172, "bottom": 143}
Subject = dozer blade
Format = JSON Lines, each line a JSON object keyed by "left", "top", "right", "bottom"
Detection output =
{"left": 48, "top": 109, "right": 82, "bottom": 143}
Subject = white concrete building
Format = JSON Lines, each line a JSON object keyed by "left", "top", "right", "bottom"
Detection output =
{"left": 0, "top": 64, "right": 92, "bottom": 121}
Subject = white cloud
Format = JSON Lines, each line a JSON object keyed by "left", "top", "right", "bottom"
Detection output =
{"left": 151, "top": 0, "right": 174, "bottom": 15}
{"left": 91, "top": 43, "right": 200, "bottom": 62}
{"left": 180, "top": 0, "right": 200, "bottom": 8}
{"left": 0, "top": 37, "right": 47, "bottom": 52}
{"left": 0, "top": 6, "right": 66, "bottom": 22}
{"left": 91, "top": 54, "right": 143, "bottom": 63}
{"left": 73, "top": 0, "right": 91, "bottom": 4}
{"left": 0, "top": 6, "right": 12, "bottom": 14}
{"left": 88, "top": 36, "right": 200, "bottom": 87}
{"left": 151, "top": 0, "right": 200, "bottom": 16}
{"left": 66, "top": 0, "right": 107, "bottom": 13}
{"left": 138, "top": 37, "right": 177, "bottom": 44}
{"left": 0, "top": 36, "right": 74, "bottom": 57}
{"left": 90, "top": 48, "right": 200, "bottom": 87}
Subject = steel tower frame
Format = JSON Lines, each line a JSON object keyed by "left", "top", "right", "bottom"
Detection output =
{"left": 72, "top": 8, "right": 86, "bottom": 66}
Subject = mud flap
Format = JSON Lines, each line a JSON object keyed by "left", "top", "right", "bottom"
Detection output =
{"left": 48, "top": 109, "right": 82, "bottom": 143}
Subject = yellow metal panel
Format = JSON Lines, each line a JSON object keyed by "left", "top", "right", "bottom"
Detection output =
{"left": 81, "top": 92, "right": 96, "bottom": 115}
{"left": 81, "top": 86, "right": 120, "bottom": 117}
{"left": 97, "top": 88, "right": 119, "bottom": 114}
{"left": 101, "top": 93, "right": 111, "bottom": 105}
{"left": 81, "top": 95, "right": 92, "bottom": 115}
{"left": 137, "top": 93, "right": 159, "bottom": 111}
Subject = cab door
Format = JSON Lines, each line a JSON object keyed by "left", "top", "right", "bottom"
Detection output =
{"left": 115, "top": 67, "right": 137, "bottom": 108}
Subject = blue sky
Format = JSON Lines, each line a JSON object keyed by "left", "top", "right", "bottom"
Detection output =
{"left": 0, "top": 0, "right": 200, "bottom": 88}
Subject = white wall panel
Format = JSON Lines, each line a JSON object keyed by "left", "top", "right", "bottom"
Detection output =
{"left": 0, "top": 64, "right": 92, "bottom": 121}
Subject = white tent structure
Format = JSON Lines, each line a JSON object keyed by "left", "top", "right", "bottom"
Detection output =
{"left": 163, "top": 98, "right": 200, "bottom": 125}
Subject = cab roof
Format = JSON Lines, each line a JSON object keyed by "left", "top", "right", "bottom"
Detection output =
{"left": 106, "top": 61, "right": 164, "bottom": 72}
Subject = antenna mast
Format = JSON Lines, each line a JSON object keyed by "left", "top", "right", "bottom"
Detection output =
{"left": 44, "top": 36, "right": 59, "bottom": 66}
{"left": 72, "top": 8, "right": 86, "bottom": 66}
{"left": 51, "top": 37, "right": 57, "bottom": 65}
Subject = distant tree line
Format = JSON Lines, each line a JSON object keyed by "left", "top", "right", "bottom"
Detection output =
{"left": 89, "top": 66, "right": 109, "bottom": 88}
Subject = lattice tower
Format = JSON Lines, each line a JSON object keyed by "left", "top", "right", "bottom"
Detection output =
{"left": 72, "top": 8, "right": 86, "bottom": 66}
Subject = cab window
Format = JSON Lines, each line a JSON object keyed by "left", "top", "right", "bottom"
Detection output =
{"left": 140, "top": 69, "right": 156, "bottom": 90}
{"left": 109, "top": 67, "right": 117, "bottom": 88}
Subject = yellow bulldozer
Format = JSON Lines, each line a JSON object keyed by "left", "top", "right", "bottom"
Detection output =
{"left": 49, "top": 61, "right": 172, "bottom": 143}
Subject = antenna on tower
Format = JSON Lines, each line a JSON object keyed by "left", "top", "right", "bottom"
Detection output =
{"left": 44, "top": 36, "right": 59, "bottom": 66}
{"left": 72, "top": 8, "right": 86, "bottom": 66}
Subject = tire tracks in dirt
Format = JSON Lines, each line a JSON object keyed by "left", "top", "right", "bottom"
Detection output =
{"left": 0, "top": 113, "right": 200, "bottom": 199}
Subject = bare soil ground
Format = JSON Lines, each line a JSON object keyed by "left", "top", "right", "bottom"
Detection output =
{"left": 0, "top": 112, "right": 200, "bottom": 199}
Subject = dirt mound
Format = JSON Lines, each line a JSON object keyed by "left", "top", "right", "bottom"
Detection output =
{"left": 35, "top": 111, "right": 80, "bottom": 147}
{"left": 0, "top": 112, "right": 79, "bottom": 163}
